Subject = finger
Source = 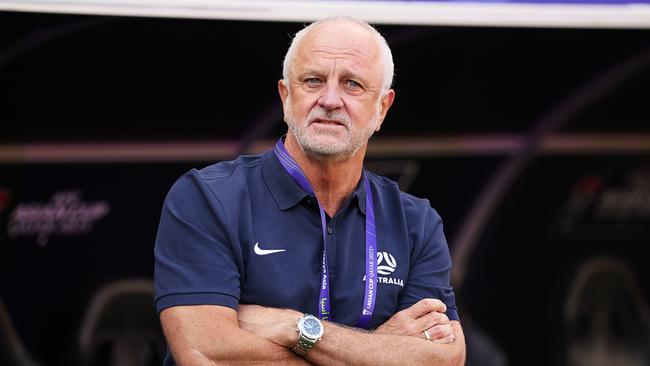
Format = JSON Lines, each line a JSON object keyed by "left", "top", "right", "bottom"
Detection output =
{"left": 402, "top": 298, "right": 447, "bottom": 318}
{"left": 421, "top": 311, "right": 449, "bottom": 330}
{"left": 422, "top": 329, "right": 432, "bottom": 341}
{"left": 402, "top": 301, "right": 448, "bottom": 336}
{"left": 428, "top": 324, "right": 454, "bottom": 342}
{"left": 432, "top": 333, "right": 456, "bottom": 344}
{"left": 404, "top": 309, "right": 449, "bottom": 335}
{"left": 406, "top": 310, "right": 448, "bottom": 337}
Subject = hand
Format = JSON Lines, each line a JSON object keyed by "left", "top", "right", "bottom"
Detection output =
{"left": 237, "top": 304, "right": 302, "bottom": 348}
{"left": 374, "top": 298, "right": 455, "bottom": 343}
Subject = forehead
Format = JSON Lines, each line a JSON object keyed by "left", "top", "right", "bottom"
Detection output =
{"left": 293, "top": 21, "right": 382, "bottom": 77}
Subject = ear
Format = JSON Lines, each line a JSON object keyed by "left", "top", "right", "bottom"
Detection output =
{"left": 375, "top": 89, "right": 395, "bottom": 131}
{"left": 278, "top": 79, "right": 289, "bottom": 104}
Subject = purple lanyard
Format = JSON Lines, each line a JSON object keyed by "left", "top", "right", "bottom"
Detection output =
{"left": 273, "top": 138, "right": 377, "bottom": 328}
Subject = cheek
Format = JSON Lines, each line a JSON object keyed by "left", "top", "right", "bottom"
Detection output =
{"left": 350, "top": 100, "right": 380, "bottom": 123}
{"left": 292, "top": 95, "right": 318, "bottom": 115}
{"left": 284, "top": 101, "right": 303, "bottom": 120}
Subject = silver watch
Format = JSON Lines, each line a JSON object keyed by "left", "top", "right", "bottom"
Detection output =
{"left": 291, "top": 314, "right": 324, "bottom": 356}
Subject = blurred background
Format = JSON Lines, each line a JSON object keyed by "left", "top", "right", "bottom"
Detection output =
{"left": 1, "top": 1, "right": 649, "bottom": 365}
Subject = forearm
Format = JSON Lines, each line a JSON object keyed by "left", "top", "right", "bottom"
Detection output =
{"left": 305, "top": 320, "right": 465, "bottom": 366}
{"left": 172, "top": 329, "right": 309, "bottom": 366}
{"left": 237, "top": 303, "right": 465, "bottom": 366}
{"left": 161, "top": 305, "right": 311, "bottom": 366}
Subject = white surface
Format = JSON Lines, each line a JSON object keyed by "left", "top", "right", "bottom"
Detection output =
{"left": 1, "top": 0, "right": 650, "bottom": 28}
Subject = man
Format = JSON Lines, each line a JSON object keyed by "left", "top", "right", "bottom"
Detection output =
{"left": 154, "top": 16, "right": 465, "bottom": 365}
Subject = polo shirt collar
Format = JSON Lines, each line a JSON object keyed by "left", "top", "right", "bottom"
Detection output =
{"left": 353, "top": 170, "right": 367, "bottom": 215}
{"left": 262, "top": 150, "right": 308, "bottom": 210}
{"left": 262, "top": 149, "right": 367, "bottom": 215}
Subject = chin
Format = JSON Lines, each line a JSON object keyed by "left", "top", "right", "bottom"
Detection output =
{"left": 304, "top": 146, "right": 350, "bottom": 161}
{"left": 303, "top": 141, "right": 366, "bottom": 162}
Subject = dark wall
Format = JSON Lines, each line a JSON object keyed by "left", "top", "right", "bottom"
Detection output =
{"left": 2, "top": 12, "right": 650, "bottom": 143}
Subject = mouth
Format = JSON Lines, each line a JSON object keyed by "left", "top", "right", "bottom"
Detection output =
{"left": 311, "top": 118, "right": 347, "bottom": 128}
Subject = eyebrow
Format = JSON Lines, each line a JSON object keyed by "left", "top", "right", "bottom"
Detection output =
{"left": 297, "top": 68, "right": 369, "bottom": 85}
{"left": 298, "top": 68, "right": 324, "bottom": 77}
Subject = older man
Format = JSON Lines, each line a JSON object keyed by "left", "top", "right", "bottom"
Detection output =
{"left": 154, "top": 17, "right": 465, "bottom": 365}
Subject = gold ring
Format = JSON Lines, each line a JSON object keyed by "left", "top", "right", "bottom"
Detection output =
{"left": 423, "top": 329, "right": 432, "bottom": 341}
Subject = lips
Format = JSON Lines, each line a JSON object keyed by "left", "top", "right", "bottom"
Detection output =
{"left": 311, "top": 118, "right": 346, "bottom": 128}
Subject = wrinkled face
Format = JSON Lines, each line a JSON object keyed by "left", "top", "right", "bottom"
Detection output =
{"left": 280, "top": 21, "right": 394, "bottom": 161}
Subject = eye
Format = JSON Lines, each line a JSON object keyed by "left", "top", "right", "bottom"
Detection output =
{"left": 345, "top": 79, "right": 362, "bottom": 89}
{"left": 304, "top": 78, "right": 322, "bottom": 86}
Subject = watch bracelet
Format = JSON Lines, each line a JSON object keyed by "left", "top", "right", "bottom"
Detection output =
{"left": 291, "top": 334, "right": 317, "bottom": 356}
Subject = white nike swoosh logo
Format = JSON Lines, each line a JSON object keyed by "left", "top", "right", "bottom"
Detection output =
{"left": 253, "top": 242, "right": 287, "bottom": 255}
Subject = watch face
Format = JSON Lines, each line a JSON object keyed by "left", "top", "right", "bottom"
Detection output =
{"left": 302, "top": 316, "right": 322, "bottom": 338}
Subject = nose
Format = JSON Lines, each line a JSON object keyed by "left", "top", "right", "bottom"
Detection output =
{"left": 317, "top": 81, "right": 344, "bottom": 111}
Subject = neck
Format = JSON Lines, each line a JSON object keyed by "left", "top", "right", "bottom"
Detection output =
{"left": 284, "top": 134, "right": 365, "bottom": 217}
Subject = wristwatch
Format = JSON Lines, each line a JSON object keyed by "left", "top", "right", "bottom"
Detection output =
{"left": 291, "top": 314, "right": 324, "bottom": 356}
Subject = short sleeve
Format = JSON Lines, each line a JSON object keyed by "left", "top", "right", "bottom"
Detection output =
{"left": 398, "top": 206, "right": 460, "bottom": 321}
{"left": 154, "top": 170, "right": 241, "bottom": 313}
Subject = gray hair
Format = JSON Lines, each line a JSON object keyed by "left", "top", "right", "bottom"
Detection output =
{"left": 282, "top": 16, "right": 394, "bottom": 94}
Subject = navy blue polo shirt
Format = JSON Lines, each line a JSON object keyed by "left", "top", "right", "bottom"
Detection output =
{"left": 154, "top": 149, "right": 459, "bottom": 329}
